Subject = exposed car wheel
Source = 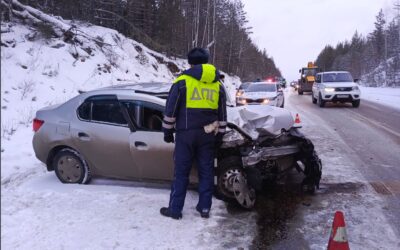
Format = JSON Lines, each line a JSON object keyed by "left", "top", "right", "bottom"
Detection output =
{"left": 53, "top": 148, "right": 91, "bottom": 184}
{"left": 312, "top": 92, "right": 317, "bottom": 104}
{"left": 216, "top": 156, "right": 256, "bottom": 209}
{"left": 352, "top": 99, "right": 360, "bottom": 108}
{"left": 318, "top": 93, "right": 325, "bottom": 107}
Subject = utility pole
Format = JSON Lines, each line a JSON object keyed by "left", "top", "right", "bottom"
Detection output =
{"left": 384, "top": 28, "right": 388, "bottom": 86}
{"left": 395, "top": 0, "right": 400, "bottom": 44}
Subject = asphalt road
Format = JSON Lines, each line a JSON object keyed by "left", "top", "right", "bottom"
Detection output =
{"left": 286, "top": 89, "right": 400, "bottom": 235}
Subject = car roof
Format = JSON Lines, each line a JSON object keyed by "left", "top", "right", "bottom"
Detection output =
{"left": 100, "top": 82, "right": 172, "bottom": 94}
{"left": 318, "top": 71, "right": 350, "bottom": 74}
{"left": 80, "top": 82, "right": 171, "bottom": 98}
{"left": 73, "top": 82, "right": 172, "bottom": 106}
{"left": 252, "top": 81, "right": 278, "bottom": 84}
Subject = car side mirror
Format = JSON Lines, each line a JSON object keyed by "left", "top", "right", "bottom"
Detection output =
{"left": 354, "top": 79, "right": 359, "bottom": 83}
{"left": 299, "top": 69, "right": 301, "bottom": 73}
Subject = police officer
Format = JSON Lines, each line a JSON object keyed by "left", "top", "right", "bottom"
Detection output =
{"left": 160, "top": 48, "right": 227, "bottom": 220}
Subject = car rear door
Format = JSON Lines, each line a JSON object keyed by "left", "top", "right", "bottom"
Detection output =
{"left": 72, "top": 95, "right": 140, "bottom": 179}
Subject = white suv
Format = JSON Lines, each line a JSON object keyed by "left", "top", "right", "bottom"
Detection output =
{"left": 312, "top": 71, "right": 361, "bottom": 108}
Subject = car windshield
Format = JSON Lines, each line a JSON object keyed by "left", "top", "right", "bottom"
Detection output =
{"left": 239, "top": 82, "right": 251, "bottom": 90}
{"left": 246, "top": 83, "right": 276, "bottom": 92}
{"left": 323, "top": 73, "right": 353, "bottom": 82}
{"left": 302, "top": 68, "right": 317, "bottom": 76}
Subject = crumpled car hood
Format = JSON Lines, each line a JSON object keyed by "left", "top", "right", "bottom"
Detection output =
{"left": 227, "top": 105, "right": 294, "bottom": 139}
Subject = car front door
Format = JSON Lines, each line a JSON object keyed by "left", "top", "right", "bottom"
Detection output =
{"left": 72, "top": 95, "right": 139, "bottom": 179}
{"left": 122, "top": 100, "right": 176, "bottom": 182}
{"left": 313, "top": 74, "right": 322, "bottom": 97}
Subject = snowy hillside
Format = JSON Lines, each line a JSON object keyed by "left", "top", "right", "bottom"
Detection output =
{"left": 1, "top": 21, "right": 185, "bottom": 131}
{"left": 1, "top": 11, "right": 244, "bottom": 249}
{"left": 0, "top": 18, "right": 239, "bottom": 177}
{"left": 361, "top": 56, "right": 400, "bottom": 87}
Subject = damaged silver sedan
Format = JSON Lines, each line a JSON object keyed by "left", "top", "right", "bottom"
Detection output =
{"left": 216, "top": 105, "right": 322, "bottom": 208}
{"left": 32, "top": 82, "right": 322, "bottom": 209}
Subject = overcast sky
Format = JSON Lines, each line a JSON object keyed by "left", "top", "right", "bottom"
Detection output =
{"left": 242, "top": 0, "right": 397, "bottom": 81}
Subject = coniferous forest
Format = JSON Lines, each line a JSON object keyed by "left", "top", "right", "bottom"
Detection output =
{"left": 1, "top": 0, "right": 281, "bottom": 81}
{"left": 315, "top": 9, "right": 400, "bottom": 87}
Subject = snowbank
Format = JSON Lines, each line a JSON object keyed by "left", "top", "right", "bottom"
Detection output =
{"left": 360, "top": 86, "right": 400, "bottom": 110}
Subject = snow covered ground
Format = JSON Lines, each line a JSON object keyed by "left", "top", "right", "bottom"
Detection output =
{"left": 360, "top": 86, "right": 400, "bottom": 110}
{"left": 2, "top": 14, "right": 400, "bottom": 249}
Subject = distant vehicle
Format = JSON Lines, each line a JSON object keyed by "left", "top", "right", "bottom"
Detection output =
{"left": 312, "top": 71, "right": 361, "bottom": 108}
{"left": 298, "top": 62, "right": 319, "bottom": 95}
{"left": 236, "top": 81, "right": 284, "bottom": 107}
{"left": 280, "top": 78, "right": 287, "bottom": 88}
{"left": 290, "top": 81, "right": 298, "bottom": 89}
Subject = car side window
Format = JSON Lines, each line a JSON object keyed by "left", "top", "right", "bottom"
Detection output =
{"left": 122, "top": 101, "right": 163, "bottom": 132}
{"left": 316, "top": 74, "right": 321, "bottom": 83}
{"left": 77, "top": 95, "right": 128, "bottom": 126}
{"left": 92, "top": 99, "right": 127, "bottom": 125}
{"left": 78, "top": 101, "right": 91, "bottom": 120}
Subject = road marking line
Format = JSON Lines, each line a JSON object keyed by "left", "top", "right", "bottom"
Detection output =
{"left": 346, "top": 109, "right": 400, "bottom": 138}
{"left": 370, "top": 182, "right": 393, "bottom": 195}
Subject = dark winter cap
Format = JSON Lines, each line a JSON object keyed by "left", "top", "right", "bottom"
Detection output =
{"left": 187, "top": 48, "right": 209, "bottom": 65}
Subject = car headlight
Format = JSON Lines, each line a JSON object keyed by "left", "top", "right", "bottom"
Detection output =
{"left": 262, "top": 99, "right": 269, "bottom": 104}
{"left": 324, "top": 87, "right": 335, "bottom": 92}
{"left": 352, "top": 86, "right": 359, "bottom": 91}
{"left": 237, "top": 98, "right": 247, "bottom": 104}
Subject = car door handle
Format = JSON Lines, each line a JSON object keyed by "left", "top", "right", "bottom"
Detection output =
{"left": 134, "top": 141, "right": 148, "bottom": 150}
{"left": 135, "top": 141, "right": 147, "bottom": 147}
{"left": 78, "top": 132, "right": 90, "bottom": 141}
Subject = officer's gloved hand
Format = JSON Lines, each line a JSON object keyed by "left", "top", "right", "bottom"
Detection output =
{"left": 164, "top": 133, "right": 174, "bottom": 143}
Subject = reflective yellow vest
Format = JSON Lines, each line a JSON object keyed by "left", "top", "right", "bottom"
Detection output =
{"left": 174, "top": 64, "right": 220, "bottom": 110}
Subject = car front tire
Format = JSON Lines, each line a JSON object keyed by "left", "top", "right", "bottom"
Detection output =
{"left": 312, "top": 92, "right": 317, "bottom": 104}
{"left": 352, "top": 99, "right": 360, "bottom": 108}
{"left": 318, "top": 93, "right": 325, "bottom": 107}
{"left": 53, "top": 148, "right": 91, "bottom": 184}
{"left": 216, "top": 156, "right": 256, "bottom": 209}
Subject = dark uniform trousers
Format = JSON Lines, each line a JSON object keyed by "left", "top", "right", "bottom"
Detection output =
{"left": 169, "top": 128, "right": 216, "bottom": 214}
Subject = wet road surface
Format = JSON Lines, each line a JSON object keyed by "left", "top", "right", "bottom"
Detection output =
{"left": 246, "top": 89, "right": 400, "bottom": 249}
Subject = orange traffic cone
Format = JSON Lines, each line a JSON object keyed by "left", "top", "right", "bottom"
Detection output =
{"left": 327, "top": 211, "right": 350, "bottom": 250}
{"left": 294, "top": 113, "right": 301, "bottom": 124}
{"left": 293, "top": 113, "right": 302, "bottom": 127}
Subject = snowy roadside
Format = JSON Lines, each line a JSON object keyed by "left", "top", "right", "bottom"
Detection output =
{"left": 360, "top": 86, "right": 400, "bottom": 110}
